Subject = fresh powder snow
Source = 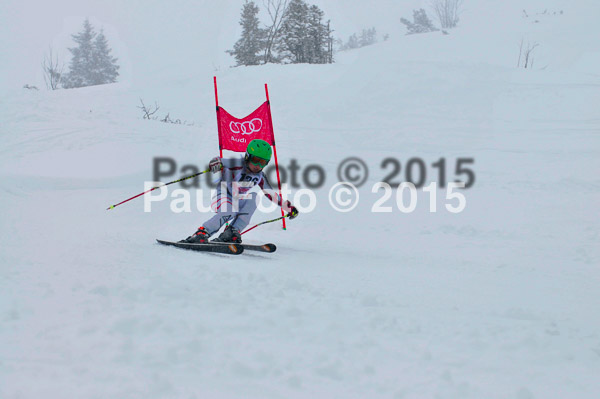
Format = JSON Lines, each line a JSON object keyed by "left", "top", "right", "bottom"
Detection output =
{"left": 1, "top": 1, "right": 599, "bottom": 398}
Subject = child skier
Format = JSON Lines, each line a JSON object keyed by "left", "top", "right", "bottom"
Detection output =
{"left": 180, "top": 139, "right": 298, "bottom": 244}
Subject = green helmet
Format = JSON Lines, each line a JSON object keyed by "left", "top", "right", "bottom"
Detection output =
{"left": 245, "top": 139, "right": 272, "bottom": 166}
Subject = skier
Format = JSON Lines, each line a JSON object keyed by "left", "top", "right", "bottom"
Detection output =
{"left": 180, "top": 139, "right": 298, "bottom": 244}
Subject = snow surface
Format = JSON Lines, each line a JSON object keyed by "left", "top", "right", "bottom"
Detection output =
{"left": 1, "top": 1, "right": 600, "bottom": 398}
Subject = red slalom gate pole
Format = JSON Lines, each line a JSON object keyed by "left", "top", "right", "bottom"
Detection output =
{"left": 265, "top": 83, "right": 286, "bottom": 230}
{"left": 214, "top": 76, "right": 223, "bottom": 158}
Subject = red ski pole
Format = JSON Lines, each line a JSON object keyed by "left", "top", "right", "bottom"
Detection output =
{"left": 241, "top": 214, "right": 290, "bottom": 235}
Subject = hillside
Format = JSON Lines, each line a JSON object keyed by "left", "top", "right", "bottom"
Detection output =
{"left": 1, "top": 1, "right": 599, "bottom": 398}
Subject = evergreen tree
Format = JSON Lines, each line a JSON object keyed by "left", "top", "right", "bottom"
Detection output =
{"left": 278, "top": 0, "right": 310, "bottom": 63}
{"left": 64, "top": 19, "right": 96, "bottom": 88}
{"left": 64, "top": 19, "right": 120, "bottom": 88}
{"left": 346, "top": 34, "right": 359, "bottom": 50}
{"left": 359, "top": 27, "right": 377, "bottom": 47}
{"left": 226, "top": 0, "right": 333, "bottom": 65}
{"left": 338, "top": 27, "right": 378, "bottom": 52}
{"left": 278, "top": 0, "right": 330, "bottom": 64}
{"left": 90, "top": 29, "right": 120, "bottom": 85}
{"left": 227, "top": 1, "right": 265, "bottom": 66}
{"left": 306, "top": 5, "right": 327, "bottom": 63}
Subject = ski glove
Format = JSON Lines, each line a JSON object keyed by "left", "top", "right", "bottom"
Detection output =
{"left": 283, "top": 200, "right": 299, "bottom": 220}
{"left": 209, "top": 157, "right": 222, "bottom": 173}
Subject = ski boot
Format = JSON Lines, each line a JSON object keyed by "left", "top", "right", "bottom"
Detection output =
{"left": 212, "top": 225, "right": 242, "bottom": 243}
{"left": 179, "top": 226, "right": 211, "bottom": 244}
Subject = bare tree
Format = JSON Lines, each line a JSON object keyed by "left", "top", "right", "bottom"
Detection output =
{"left": 430, "top": 0, "right": 463, "bottom": 29}
{"left": 262, "top": 0, "right": 289, "bottom": 64}
{"left": 517, "top": 39, "right": 539, "bottom": 68}
{"left": 517, "top": 38, "right": 523, "bottom": 67}
{"left": 42, "top": 47, "right": 64, "bottom": 90}
{"left": 138, "top": 99, "right": 194, "bottom": 125}
{"left": 137, "top": 99, "right": 160, "bottom": 119}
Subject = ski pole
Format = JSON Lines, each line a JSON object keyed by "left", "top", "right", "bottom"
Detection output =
{"left": 241, "top": 214, "right": 290, "bottom": 235}
{"left": 106, "top": 169, "right": 210, "bottom": 210}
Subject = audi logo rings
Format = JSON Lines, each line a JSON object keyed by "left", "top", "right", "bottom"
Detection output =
{"left": 229, "top": 118, "right": 263, "bottom": 135}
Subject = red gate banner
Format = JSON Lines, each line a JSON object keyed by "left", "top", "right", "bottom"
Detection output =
{"left": 216, "top": 102, "right": 275, "bottom": 153}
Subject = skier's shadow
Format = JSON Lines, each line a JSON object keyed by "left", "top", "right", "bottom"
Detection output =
{"left": 241, "top": 252, "right": 274, "bottom": 260}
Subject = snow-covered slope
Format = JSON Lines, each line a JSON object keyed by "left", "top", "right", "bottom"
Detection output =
{"left": 1, "top": 1, "right": 599, "bottom": 398}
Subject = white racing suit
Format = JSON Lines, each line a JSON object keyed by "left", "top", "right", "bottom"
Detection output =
{"left": 202, "top": 157, "right": 282, "bottom": 235}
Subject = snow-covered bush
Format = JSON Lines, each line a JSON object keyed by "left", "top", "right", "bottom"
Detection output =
{"left": 338, "top": 28, "right": 379, "bottom": 51}
{"left": 400, "top": 9, "right": 438, "bottom": 35}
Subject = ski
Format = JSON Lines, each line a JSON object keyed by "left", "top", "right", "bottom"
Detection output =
{"left": 156, "top": 239, "right": 244, "bottom": 255}
{"left": 211, "top": 241, "right": 277, "bottom": 253}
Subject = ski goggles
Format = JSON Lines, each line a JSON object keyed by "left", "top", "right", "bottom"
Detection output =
{"left": 248, "top": 155, "right": 269, "bottom": 167}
